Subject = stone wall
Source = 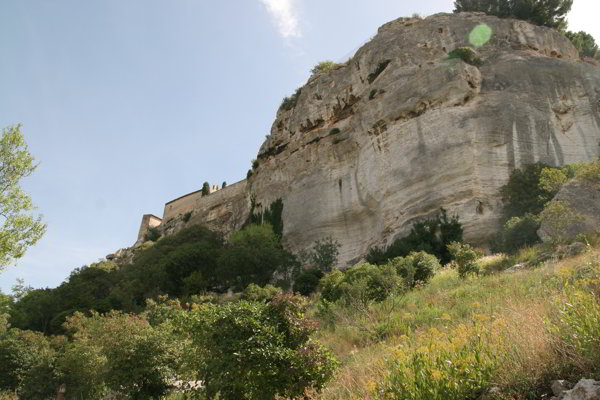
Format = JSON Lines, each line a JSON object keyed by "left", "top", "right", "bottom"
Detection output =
{"left": 136, "top": 214, "right": 162, "bottom": 244}
{"left": 159, "top": 179, "right": 250, "bottom": 238}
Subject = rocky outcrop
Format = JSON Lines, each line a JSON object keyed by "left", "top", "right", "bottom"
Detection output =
{"left": 551, "top": 379, "right": 600, "bottom": 400}
{"left": 539, "top": 174, "right": 600, "bottom": 242}
{"left": 246, "top": 12, "right": 600, "bottom": 267}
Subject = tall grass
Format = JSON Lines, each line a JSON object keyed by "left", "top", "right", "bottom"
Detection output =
{"left": 313, "top": 247, "right": 600, "bottom": 399}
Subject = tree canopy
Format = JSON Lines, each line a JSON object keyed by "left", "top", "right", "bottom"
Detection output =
{"left": 565, "top": 31, "right": 599, "bottom": 58}
{"left": 0, "top": 125, "right": 46, "bottom": 270}
{"left": 453, "top": 0, "right": 573, "bottom": 30}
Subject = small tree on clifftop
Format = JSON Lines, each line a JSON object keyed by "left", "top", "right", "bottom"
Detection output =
{"left": 201, "top": 182, "right": 210, "bottom": 196}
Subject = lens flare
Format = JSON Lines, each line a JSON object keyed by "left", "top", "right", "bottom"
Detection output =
{"left": 469, "top": 24, "right": 493, "bottom": 47}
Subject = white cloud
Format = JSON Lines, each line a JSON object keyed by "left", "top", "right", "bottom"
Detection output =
{"left": 567, "top": 0, "right": 600, "bottom": 43}
{"left": 259, "top": 0, "right": 302, "bottom": 39}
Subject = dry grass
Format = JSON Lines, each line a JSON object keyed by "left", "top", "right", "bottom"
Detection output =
{"left": 313, "top": 244, "right": 600, "bottom": 399}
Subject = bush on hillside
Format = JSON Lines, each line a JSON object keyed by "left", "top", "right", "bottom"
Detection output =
{"left": 145, "top": 226, "right": 161, "bottom": 242}
{"left": 293, "top": 268, "right": 324, "bottom": 296}
{"left": 59, "top": 311, "right": 178, "bottom": 400}
{"left": 0, "top": 328, "right": 60, "bottom": 398}
{"left": 539, "top": 201, "right": 584, "bottom": 244}
{"left": 575, "top": 160, "right": 600, "bottom": 181}
{"left": 386, "top": 251, "right": 440, "bottom": 287}
{"left": 301, "top": 236, "right": 341, "bottom": 273}
{"left": 448, "top": 242, "right": 481, "bottom": 278}
{"left": 172, "top": 295, "right": 338, "bottom": 400}
{"left": 319, "top": 263, "right": 404, "bottom": 307}
{"left": 280, "top": 88, "right": 302, "bottom": 111}
{"left": 218, "top": 224, "right": 296, "bottom": 291}
{"left": 241, "top": 283, "right": 282, "bottom": 302}
{"left": 367, "top": 209, "right": 463, "bottom": 265}
{"left": 496, "top": 213, "right": 541, "bottom": 253}
{"left": 319, "top": 270, "right": 345, "bottom": 303}
{"left": 10, "top": 223, "right": 295, "bottom": 335}
{"left": 500, "top": 162, "right": 559, "bottom": 219}
{"left": 311, "top": 61, "right": 341, "bottom": 75}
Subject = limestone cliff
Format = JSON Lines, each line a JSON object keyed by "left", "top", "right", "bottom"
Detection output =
{"left": 128, "top": 12, "right": 600, "bottom": 269}
{"left": 247, "top": 12, "right": 600, "bottom": 267}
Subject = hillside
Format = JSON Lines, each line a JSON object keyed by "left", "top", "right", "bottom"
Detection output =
{"left": 313, "top": 241, "right": 600, "bottom": 399}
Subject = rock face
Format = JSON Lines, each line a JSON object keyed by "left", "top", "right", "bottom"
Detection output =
{"left": 551, "top": 379, "right": 600, "bottom": 400}
{"left": 539, "top": 174, "right": 600, "bottom": 242}
{"left": 129, "top": 12, "right": 600, "bottom": 268}
{"left": 247, "top": 12, "right": 600, "bottom": 267}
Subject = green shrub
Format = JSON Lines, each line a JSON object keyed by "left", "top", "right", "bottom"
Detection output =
{"left": 547, "top": 288, "right": 600, "bottom": 373}
{"left": 241, "top": 283, "right": 282, "bottom": 302}
{"left": 496, "top": 213, "right": 541, "bottom": 253}
{"left": 478, "top": 254, "right": 512, "bottom": 275}
{"left": 329, "top": 128, "right": 341, "bottom": 135}
{"left": 251, "top": 159, "right": 259, "bottom": 170}
{"left": 367, "top": 209, "right": 463, "bottom": 265}
{"left": 311, "top": 61, "right": 341, "bottom": 75}
{"left": 319, "top": 270, "right": 345, "bottom": 303}
{"left": 575, "top": 160, "right": 600, "bottom": 181}
{"left": 341, "top": 264, "right": 402, "bottom": 306}
{"left": 145, "top": 226, "right": 161, "bottom": 242}
{"left": 201, "top": 182, "right": 210, "bottom": 196}
{"left": 218, "top": 224, "right": 295, "bottom": 291}
{"left": 369, "top": 89, "right": 378, "bottom": 100}
{"left": 539, "top": 167, "right": 570, "bottom": 193}
{"left": 247, "top": 169, "right": 253, "bottom": 179}
{"left": 280, "top": 88, "right": 302, "bottom": 111}
{"left": 448, "top": 47, "right": 483, "bottom": 66}
{"left": 320, "top": 263, "right": 404, "bottom": 306}
{"left": 173, "top": 295, "right": 338, "bottom": 400}
{"left": 500, "top": 162, "right": 558, "bottom": 219}
{"left": 182, "top": 211, "right": 192, "bottom": 222}
{"left": 60, "top": 311, "right": 178, "bottom": 400}
{"left": 386, "top": 251, "right": 440, "bottom": 287}
{"left": 380, "top": 323, "right": 497, "bottom": 400}
{"left": 539, "top": 201, "right": 584, "bottom": 244}
{"left": 0, "top": 328, "right": 59, "bottom": 398}
{"left": 306, "top": 237, "right": 341, "bottom": 272}
{"left": 565, "top": 30, "right": 599, "bottom": 58}
{"left": 245, "top": 198, "right": 285, "bottom": 238}
{"left": 293, "top": 268, "right": 324, "bottom": 296}
{"left": 448, "top": 242, "right": 480, "bottom": 278}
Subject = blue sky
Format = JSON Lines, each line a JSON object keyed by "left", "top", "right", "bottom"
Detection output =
{"left": 0, "top": 0, "right": 598, "bottom": 293}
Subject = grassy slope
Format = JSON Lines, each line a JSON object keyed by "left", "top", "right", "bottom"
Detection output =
{"left": 314, "top": 244, "right": 600, "bottom": 400}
